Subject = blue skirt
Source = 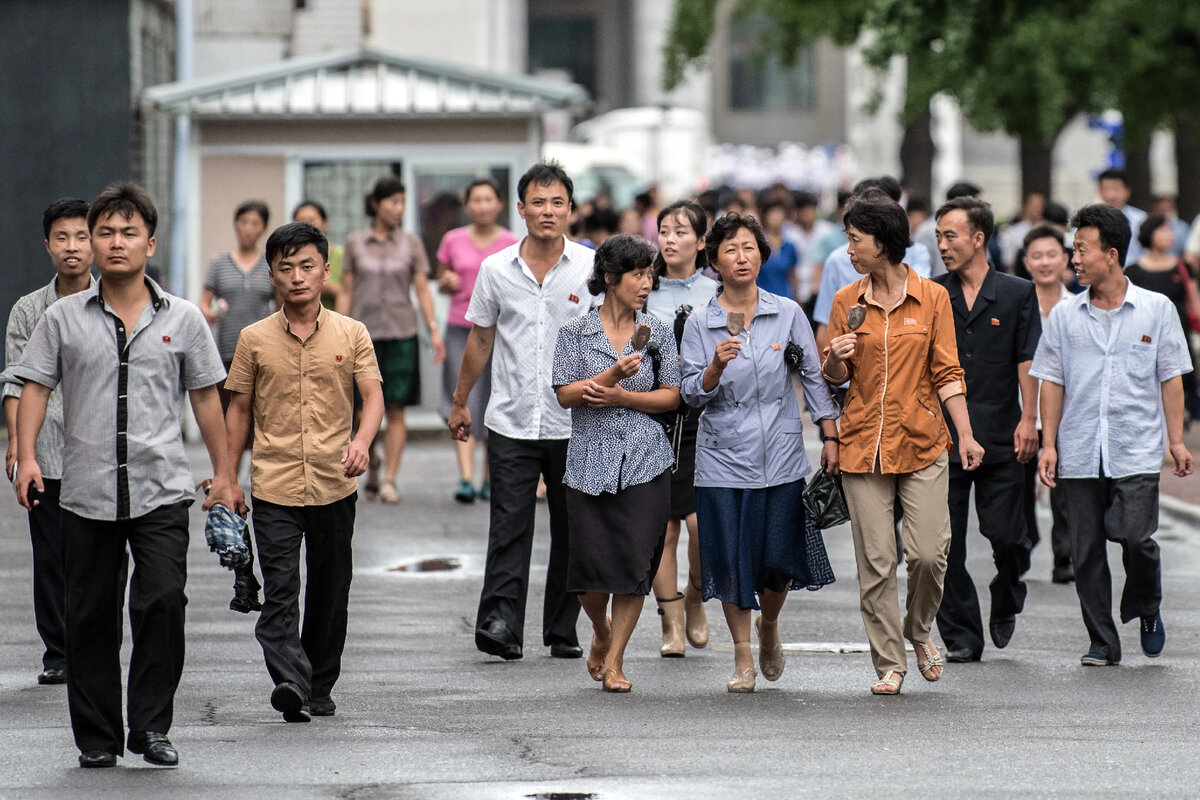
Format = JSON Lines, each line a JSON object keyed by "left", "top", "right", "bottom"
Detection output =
{"left": 695, "top": 479, "right": 835, "bottom": 610}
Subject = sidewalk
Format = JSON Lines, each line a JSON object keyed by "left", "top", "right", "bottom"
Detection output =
{"left": 1158, "top": 423, "right": 1200, "bottom": 526}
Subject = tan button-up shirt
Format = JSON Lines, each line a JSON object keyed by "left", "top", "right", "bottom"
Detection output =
{"left": 225, "top": 307, "right": 381, "bottom": 506}
{"left": 822, "top": 267, "right": 965, "bottom": 475}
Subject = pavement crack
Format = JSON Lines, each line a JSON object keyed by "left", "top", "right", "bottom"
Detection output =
{"left": 513, "top": 734, "right": 535, "bottom": 762}
{"left": 202, "top": 699, "right": 218, "bottom": 726}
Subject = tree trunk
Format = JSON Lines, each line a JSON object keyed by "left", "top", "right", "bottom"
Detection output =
{"left": 900, "top": 105, "right": 933, "bottom": 203}
{"left": 1175, "top": 108, "right": 1200, "bottom": 222}
{"left": 1125, "top": 140, "right": 1153, "bottom": 211}
{"left": 1019, "top": 137, "right": 1054, "bottom": 200}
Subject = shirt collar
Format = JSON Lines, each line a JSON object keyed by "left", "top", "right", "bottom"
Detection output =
{"left": 1082, "top": 277, "right": 1137, "bottom": 310}
{"left": 42, "top": 274, "right": 97, "bottom": 309}
{"left": 511, "top": 235, "right": 574, "bottom": 267}
{"left": 581, "top": 307, "right": 648, "bottom": 337}
{"left": 366, "top": 226, "right": 401, "bottom": 245}
{"left": 704, "top": 290, "right": 779, "bottom": 328}
{"left": 277, "top": 303, "right": 329, "bottom": 333}
{"left": 87, "top": 276, "right": 169, "bottom": 311}
{"left": 855, "top": 265, "right": 924, "bottom": 306}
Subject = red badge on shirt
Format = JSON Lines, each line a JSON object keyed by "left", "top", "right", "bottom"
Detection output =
{"left": 336, "top": 354, "right": 343, "bottom": 361}
{"left": 991, "top": 318, "right": 1000, "bottom": 326}
{"left": 1142, "top": 335, "right": 1152, "bottom": 343}
{"left": 903, "top": 317, "right": 917, "bottom": 326}
{"left": 162, "top": 335, "right": 171, "bottom": 343}
{"left": 568, "top": 293, "right": 580, "bottom": 304}
{"left": 771, "top": 343, "right": 782, "bottom": 350}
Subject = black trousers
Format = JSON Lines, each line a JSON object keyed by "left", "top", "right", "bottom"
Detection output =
{"left": 61, "top": 502, "right": 190, "bottom": 755}
{"left": 252, "top": 493, "right": 356, "bottom": 701}
{"left": 477, "top": 432, "right": 580, "bottom": 649}
{"left": 936, "top": 460, "right": 1030, "bottom": 656}
{"left": 28, "top": 478, "right": 65, "bottom": 671}
{"left": 1058, "top": 473, "right": 1161, "bottom": 662}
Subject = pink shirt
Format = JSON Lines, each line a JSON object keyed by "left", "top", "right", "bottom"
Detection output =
{"left": 436, "top": 226, "right": 519, "bottom": 327}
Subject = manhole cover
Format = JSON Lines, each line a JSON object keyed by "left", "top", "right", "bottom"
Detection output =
{"left": 389, "top": 557, "right": 462, "bottom": 573}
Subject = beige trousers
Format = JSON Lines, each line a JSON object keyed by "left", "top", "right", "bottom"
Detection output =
{"left": 842, "top": 451, "right": 951, "bottom": 678}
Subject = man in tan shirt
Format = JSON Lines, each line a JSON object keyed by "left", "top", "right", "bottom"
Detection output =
{"left": 222, "top": 222, "right": 383, "bottom": 722}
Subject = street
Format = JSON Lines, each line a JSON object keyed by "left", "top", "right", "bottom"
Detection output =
{"left": 1, "top": 434, "right": 1198, "bottom": 799}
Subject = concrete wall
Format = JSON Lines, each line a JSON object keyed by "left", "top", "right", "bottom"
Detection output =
{"left": 198, "top": 155, "right": 287, "bottom": 280}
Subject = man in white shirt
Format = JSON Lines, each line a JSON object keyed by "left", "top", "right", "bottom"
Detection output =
{"left": 1097, "top": 168, "right": 1147, "bottom": 266}
{"left": 449, "top": 163, "right": 595, "bottom": 661}
{"left": 1033, "top": 204, "right": 1192, "bottom": 667}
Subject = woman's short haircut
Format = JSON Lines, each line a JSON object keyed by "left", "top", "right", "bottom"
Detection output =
{"left": 587, "top": 234, "right": 658, "bottom": 296}
{"left": 843, "top": 188, "right": 911, "bottom": 264}
{"left": 87, "top": 183, "right": 158, "bottom": 236}
{"left": 651, "top": 200, "right": 709, "bottom": 277}
{"left": 265, "top": 221, "right": 329, "bottom": 267}
{"left": 465, "top": 178, "right": 502, "bottom": 203}
{"left": 42, "top": 197, "right": 89, "bottom": 239}
{"left": 234, "top": 200, "right": 270, "bottom": 226}
{"left": 705, "top": 212, "right": 772, "bottom": 276}
{"left": 1071, "top": 203, "right": 1131, "bottom": 265}
{"left": 1137, "top": 213, "right": 1170, "bottom": 250}
{"left": 292, "top": 199, "right": 328, "bottom": 222}
{"left": 364, "top": 176, "right": 406, "bottom": 217}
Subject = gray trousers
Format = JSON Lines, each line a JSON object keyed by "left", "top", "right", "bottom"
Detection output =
{"left": 1058, "top": 473, "right": 1161, "bottom": 662}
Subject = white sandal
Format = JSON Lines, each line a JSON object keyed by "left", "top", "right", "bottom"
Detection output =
{"left": 871, "top": 669, "right": 903, "bottom": 695}
{"left": 913, "top": 640, "right": 944, "bottom": 682}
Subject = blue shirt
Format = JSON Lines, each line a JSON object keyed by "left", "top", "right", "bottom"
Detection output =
{"left": 756, "top": 239, "right": 798, "bottom": 299}
{"left": 644, "top": 271, "right": 719, "bottom": 330}
{"left": 680, "top": 291, "right": 839, "bottom": 489}
{"left": 552, "top": 309, "right": 678, "bottom": 495}
{"left": 1029, "top": 279, "right": 1192, "bottom": 478}
{"left": 812, "top": 242, "right": 932, "bottom": 326}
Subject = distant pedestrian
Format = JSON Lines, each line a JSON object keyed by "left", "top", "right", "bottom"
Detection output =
{"left": 681, "top": 213, "right": 840, "bottom": 694}
{"left": 338, "top": 176, "right": 444, "bottom": 504}
{"left": 1096, "top": 168, "right": 1147, "bottom": 266}
{"left": 435, "top": 179, "right": 519, "bottom": 504}
{"left": 1033, "top": 204, "right": 1193, "bottom": 666}
{"left": 553, "top": 235, "right": 680, "bottom": 692}
{"left": 221, "top": 222, "right": 383, "bottom": 722}
{"left": 292, "top": 200, "right": 344, "bottom": 309}
{"left": 449, "top": 162, "right": 594, "bottom": 661}
{"left": 12, "top": 183, "right": 238, "bottom": 768}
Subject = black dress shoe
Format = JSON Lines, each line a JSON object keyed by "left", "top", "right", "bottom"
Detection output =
{"left": 945, "top": 648, "right": 982, "bottom": 663}
{"left": 549, "top": 642, "right": 583, "bottom": 659}
{"left": 38, "top": 667, "right": 66, "bottom": 685}
{"left": 308, "top": 696, "right": 336, "bottom": 717}
{"left": 78, "top": 750, "right": 117, "bottom": 768}
{"left": 126, "top": 731, "right": 178, "bottom": 766}
{"left": 476, "top": 619, "right": 522, "bottom": 660}
{"left": 271, "top": 681, "right": 311, "bottom": 722}
{"left": 990, "top": 615, "right": 1016, "bottom": 649}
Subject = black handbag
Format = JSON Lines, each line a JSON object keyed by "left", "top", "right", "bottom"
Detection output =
{"left": 803, "top": 468, "right": 850, "bottom": 529}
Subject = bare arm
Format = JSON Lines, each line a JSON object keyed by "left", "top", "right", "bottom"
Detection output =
{"left": 1014, "top": 361, "right": 1039, "bottom": 463}
{"left": 943, "top": 393, "right": 984, "bottom": 470}
{"left": 345, "top": 378, "right": 384, "bottom": 477}
{"left": 222, "top": 390, "right": 253, "bottom": 490}
{"left": 449, "top": 324, "right": 496, "bottom": 441}
{"left": 411, "top": 272, "right": 445, "bottom": 364}
{"left": 4, "top": 396, "right": 17, "bottom": 480}
{"left": 189, "top": 385, "right": 241, "bottom": 512}
{"left": 336, "top": 272, "right": 354, "bottom": 317}
{"left": 1037, "top": 381, "right": 1064, "bottom": 487}
{"left": 1162, "top": 375, "right": 1194, "bottom": 477}
{"left": 14, "top": 382, "right": 51, "bottom": 508}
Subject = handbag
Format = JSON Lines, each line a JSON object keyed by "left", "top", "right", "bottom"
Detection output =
{"left": 645, "top": 341, "right": 682, "bottom": 429}
{"left": 803, "top": 468, "right": 851, "bottom": 529}
{"left": 1176, "top": 260, "right": 1200, "bottom": 334}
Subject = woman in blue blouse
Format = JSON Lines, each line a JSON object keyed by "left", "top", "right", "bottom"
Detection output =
{"left": 680, "top": 213, "right": 841, "bottom": 693}
{"left": 755, "top": 196, "right": 800, "bottom": 300}
{"left": 553, "top": 235, "right": 681, "bottom": 693}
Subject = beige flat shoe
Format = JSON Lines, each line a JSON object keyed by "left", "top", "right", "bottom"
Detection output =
{"left": 379, "top": 483, "right": 400, "bottom": 504}
{"left": 756, "top": 614, "right": 785, "bottom": 681}
{"left": 684, "top": 579, "right": 709, "bottom": 648}
{"left": 727, "top": 666, "right": 757, "bottom": 693}
{"left": 602, "top": 668, "right": 631, "bottom": 693}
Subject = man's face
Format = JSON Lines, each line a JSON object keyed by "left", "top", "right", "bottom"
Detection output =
{"left": 1071, "top": 226, "right": 1118, "bottom": 286}
{"left": 91, "top": 211, "right": 155, "bottom": 277}
{"left": 1098, "top": 178, "right": 1130, "bottom": 209}
{"left": 45, "top": 217, "right": 92, "bottom": 280}
{"left": 1023, "top": 235, "right": 1069, "bottom": 288}
{"left": 517, "top": 181, "right": 571, "bottom": 242}
{"left": 935, "top": 209, "right": 983, "bottom": 273}
{"left": 269, "top": 243, "right": 328, "bottom": 306}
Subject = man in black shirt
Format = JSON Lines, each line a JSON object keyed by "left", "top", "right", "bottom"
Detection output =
{"left": 933, "top": 196, "right": 1041, "bottom": 662}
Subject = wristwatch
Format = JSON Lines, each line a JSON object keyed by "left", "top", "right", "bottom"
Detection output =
{"left": 820, "top": 433, "right": 840, "bottom": 443}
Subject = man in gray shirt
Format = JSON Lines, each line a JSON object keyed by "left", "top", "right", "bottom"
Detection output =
{"left": 13, "top": 184, "right": 239, "bottom": 769}
{"left": 3, "top": 198, "right": 94, "bottom": 688}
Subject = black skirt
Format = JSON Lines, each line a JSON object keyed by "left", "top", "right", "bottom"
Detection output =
{"left": 566, "top": 470, "right": 670, "bottom": 596}
{"left": 664, "top": 406, "right": 699, "bottom": 519}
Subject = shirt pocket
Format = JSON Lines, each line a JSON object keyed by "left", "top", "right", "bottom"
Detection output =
{"left": 1126, "top": 343, "right": 1156, "bottom": 379}
{"left": 697, "top": 423, "right": 740, "bottom": 450}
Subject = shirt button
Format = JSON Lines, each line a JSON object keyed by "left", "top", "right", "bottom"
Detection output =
{"left": 618, "top": 433, "right": 625, "bottom": 440}
{"left": 966, "top": 328, "right": 973, "bottom": 335}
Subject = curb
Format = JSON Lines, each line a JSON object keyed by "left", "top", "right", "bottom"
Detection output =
{"left": 1160, "top": 494, "right": 1200, "bottom": 529}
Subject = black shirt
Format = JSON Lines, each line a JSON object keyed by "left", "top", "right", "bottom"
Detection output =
{"left": 934, "top": 268, "right": 1041, "bottom": 464}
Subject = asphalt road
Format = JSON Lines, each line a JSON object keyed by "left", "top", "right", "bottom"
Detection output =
{"left": 1, "top": 437, "right": 1197, "bottom": 799}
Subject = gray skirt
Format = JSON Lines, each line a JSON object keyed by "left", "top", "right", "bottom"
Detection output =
{"left": 439, "top": 323, "right": 491, "bottom": 440}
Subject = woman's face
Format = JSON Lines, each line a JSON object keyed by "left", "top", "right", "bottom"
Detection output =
{"left": 293, "top": 205, "right": 328, "bottom": 232}
{"left": 763, "top": 206, "right": 786, "bottom": 234}
{"left": 714, "top": 226, "right": 762, "bottom": 287}
{"left": 465, "top": 185, "right": 502, "bottom": 227}
{"left": 373, "top": 192, "right": 406, "bottom": 229}
{"left": 845, "top": 224, "right": 886, "bottom": 274}
{"left": 1023, "top": 235, "right": 1069, "bottom": 288}
{"left": 235, "top": 211, "right": 266, "bottom": 250}
{"left": 618, "top": 209, "right": 642, "bottom": 235}
{"left": 608, "top": 265, "right": 654, "bottom": 310}
{"left": 1150, "top": 223, "right": 1175, "bottom": 253}
{"left": 657, "top": 212, "right": 703, "bottom": 273}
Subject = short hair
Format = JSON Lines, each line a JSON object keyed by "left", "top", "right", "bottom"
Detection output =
{"left": 652, "top": 200, "right": 709, "bottom": 277}
{"left": 946, "top": 181, "right": 982, "bottom": 200}
{"left": 1138, "top": 213, "right": 1171, "bottom": 250}
{"left": 42, "top": 197, "right": 89, "bottom": 239}
{"left": 234, "top": 200, "right": 270, "bottom": 226}
{"left": 584, "top": 208, "right": 620, "bottom": 236}
{"left": 906, "top": 196, "right": 931, "bottom": 216}
{"left": 792, "top": 189, "right": 819, "bottom": 210}
{"left": 758, "top": 195, "right": 791, "bottom": 220}
{"left": 1097, "top": 167, "right": 1129, "bottom": 187}
{"left": 292, "top": 199, "right": 327, "bottom": 222}
{"left": 465, "top": 178, "right": 502, "bottom": 203}
{"left": 844, "top": 188, "right": 911, "bottom": 264}
{"left": 696, "top": 189, "right": 720, "bottom": 217}
{"left": 1023, "top": 224, "right": 1067, "bottom": 252}
{"left": 364, "top": 176, "right": 406, "bottom": 217}
{"left": 1071, "top": 203, "right": 1131, "bottom": 265}
{"left": 705, "top": 212, "right": 772, "bottom": 278}
{"left": 265, "top": 221, "right": 329, "bottom": 267}
{"left": 88, "top": 183, "right": 158, "bottom": 236}
{"left": 517, "top": 161, "right": 574, "bottom": 206}
{"left": 935, "top": 196, "right": 996, "bottom": 245}
{"left": 586, "top": 234, "right": 657, "bottom": 296}
{"left": 852, "top": 176, "right": 902, "bottom": 202}
{"left": 1043, "top": 201, "right": 1069, "bottom": 227}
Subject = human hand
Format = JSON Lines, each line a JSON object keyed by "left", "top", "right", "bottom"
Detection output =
{"left": 826, "top": 332, "right": 858, "bottom": 366}
{"left": 959, "top": 435, "right": 985, "bottom": 471}
{"left": 14, "top": 459, "right": 42, "bottom": 509}
{"left": 710, "top": 336, "right": 742, "bottom": 372}
{"left": 1013, "top": 418, "right": 1038, "bottom": 463}
{"left": 204, "top": 475, "right": 247, "bottom": 516}
{"left": 609, "top": 353, "right": 643, "bottom": 380}
{"left": 1170, "top": 442, "right": 1194, "bottom": 477}
{"left": 342, "top": 438, "right": 371, "bottom": 477}
{"left": 430, "top": 330, "right": 446, "bottom": 365}
{"left": 437, "top": 270, "right": 460, "bottom": 294}
{"left": 582, "top": 379, "right": 625, "bottom": 408}
{"left": 448, "top": 402, "right": 472, "bottom": 442}
{"left": 821, "top": 440, "right": 840, "bottom": 474}
{"left": 1038, "top": 447, "right": 1057, "bottom": 488}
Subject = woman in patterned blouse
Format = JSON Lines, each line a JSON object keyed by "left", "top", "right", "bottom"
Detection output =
{"left": 552, "top": 235, "right": 681, "bottom": 693}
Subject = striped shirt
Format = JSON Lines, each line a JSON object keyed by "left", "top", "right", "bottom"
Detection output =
{"left": 203, "top": 252, "right": 275, "bottom": 361}
{"left": 12, "top": 278, "right": 226, "bottom": 520}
